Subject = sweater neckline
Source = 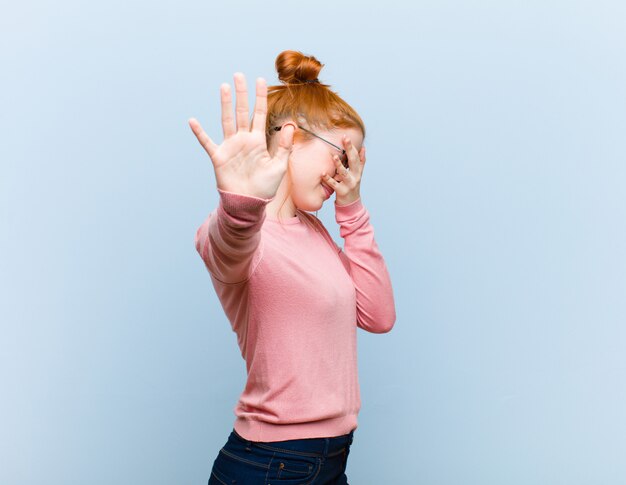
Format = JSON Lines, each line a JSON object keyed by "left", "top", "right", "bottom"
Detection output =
{"left": 264, "top": 211, "right": 302, "bottom": 224}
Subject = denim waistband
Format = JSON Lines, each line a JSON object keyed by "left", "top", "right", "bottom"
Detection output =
{"left": 230, "top": 428, "right": 354, "bottom": 458}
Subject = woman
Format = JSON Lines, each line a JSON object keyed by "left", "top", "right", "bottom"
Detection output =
{"left": 189, "top": 50, "right": 396, "bottom": 485}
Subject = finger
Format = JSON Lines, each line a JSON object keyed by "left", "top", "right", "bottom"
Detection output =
{"left": 342, "top": 135, "right": 358, "bottom": 171}
{"left": 359, "top": 146, "right": 366, "bottom": 163}
{"left": 233, "top": 72, "right": 249, "bottom": 132}
{"left": 273, "top": 122, "right": 296, "bottom": 165}
{"left": 322, "top": 172, "right": 341, "bottom": 188}
{"left": 251, "top": 77, "right": 267, "bottom": 133}
{"left": 333, "top": 154, "right": 348, "bottom": 176}
{"left": 189, "top": 118, "right": 218, "bottom": 159}
{"left": 220, "top": 83, "right": 235, "bottom": 139}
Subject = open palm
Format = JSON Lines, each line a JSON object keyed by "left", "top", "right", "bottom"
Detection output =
{"left": 188, "top": 72, "right": 295, "bottom": 200}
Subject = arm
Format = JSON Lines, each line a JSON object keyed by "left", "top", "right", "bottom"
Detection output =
{"left": 335, "top": 197, "right": 397, "bottom": 333}
{"left": 189, "top": 73, "right": 295, "bottom": 283}
{"left": 195, "top": 188, "right": 272, "bottom": 284}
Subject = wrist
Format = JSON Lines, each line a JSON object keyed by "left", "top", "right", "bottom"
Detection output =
{"left": 335, "top": 193, "right": 360, "bottom": 207}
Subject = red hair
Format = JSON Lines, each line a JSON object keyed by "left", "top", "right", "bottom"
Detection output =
{"left": 265, "top": 50, "right": 366, "bottom": 227}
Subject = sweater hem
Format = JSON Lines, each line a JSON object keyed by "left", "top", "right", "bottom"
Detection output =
{"left": 233, "top": 414, "right": 358, "bottom": 443}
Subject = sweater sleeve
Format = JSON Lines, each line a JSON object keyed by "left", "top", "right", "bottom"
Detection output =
{"left": 194, "top": 188, "right": 273, "bottom": 285}
{"left": 334, "top": 197, "right": 397, "bottom": 334}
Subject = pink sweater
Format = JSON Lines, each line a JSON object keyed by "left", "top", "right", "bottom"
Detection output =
{"left": 194, "top": 188, "right": 396, "bottom": 442}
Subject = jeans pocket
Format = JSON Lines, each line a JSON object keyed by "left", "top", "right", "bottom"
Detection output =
{"left": 272, "top": 452, "right": 320, "bottom": 483}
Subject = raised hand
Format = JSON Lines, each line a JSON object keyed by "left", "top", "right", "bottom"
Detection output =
{"left": 188, "top": 72, "right": 295, "bottom": 200}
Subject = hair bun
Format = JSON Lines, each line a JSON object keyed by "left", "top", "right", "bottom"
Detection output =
{"left": 275, "top": 50, "right": 324, "bottom": 85}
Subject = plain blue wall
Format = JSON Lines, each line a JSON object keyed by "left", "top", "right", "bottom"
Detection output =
{"left": 1, "top": 0, "right": 625, "bottom": 483}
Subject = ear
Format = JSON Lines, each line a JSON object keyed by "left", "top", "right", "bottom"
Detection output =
{"left": 273, "top": 118, "right": 296, "bottom": 131}
{"left": 268, "top": 119, "right": 297, "bottom": 155}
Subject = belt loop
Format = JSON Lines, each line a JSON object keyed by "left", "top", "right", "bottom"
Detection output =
{"left": 323, "top": 437, "right": 330, "bottom": 457}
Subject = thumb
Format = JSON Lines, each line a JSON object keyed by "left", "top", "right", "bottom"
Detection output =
{"left": 273, "top": 122, "right": 296, "bottom": 163}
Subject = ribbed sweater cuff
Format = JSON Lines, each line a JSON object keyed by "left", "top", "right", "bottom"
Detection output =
{"left": 217, "top": 188, "right": 273, "bottom": 220}
{"left": 335, "top": 197, "right": 364, "bottom": 222}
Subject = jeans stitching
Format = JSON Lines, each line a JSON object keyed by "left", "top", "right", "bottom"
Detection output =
{"left": 252, "top": 443, "right": 321, "bottom": 458}
{"left": 281, "top": 463, "right": 312, "bottom": 474}
{"left": 277, "top": 458, "right": 315, "bottom": 480}
{"left": 326, "top": 447, "right": 346, "bottom": 458}
{"left": 232, "top": 429, "right": 352, "bottom": 458}
{"left": 264, "top": 452, "right": 275, "bottom": 484}
{"left": 210, "top": 470, "right": 229, "bottom": 485}
{"left": 253, "top": 443, "right": 347, "bottom": 458}
{"left": 219, "top": 447, "right": 269, "bottom": 469}
{"left": 305, "top": 458, "right": 322, "bottom": 485}
{"left": 283, "top": 457, "right": 322, "bottom": 485}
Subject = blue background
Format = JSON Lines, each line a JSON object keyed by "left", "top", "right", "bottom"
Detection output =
{"left": 1, "top": 0, "right": 625, "bottom": 483}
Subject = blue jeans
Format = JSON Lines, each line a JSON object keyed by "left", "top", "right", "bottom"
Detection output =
{"left": 208, "top": 428, "right": 355, "bottom": 485}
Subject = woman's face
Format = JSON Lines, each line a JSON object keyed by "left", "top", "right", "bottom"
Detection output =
{"left": 287, "top": 126, "right": 364, "bottom": 212}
